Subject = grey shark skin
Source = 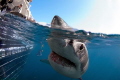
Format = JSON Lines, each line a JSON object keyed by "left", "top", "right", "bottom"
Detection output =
{"left": 41, "top": 15, "right": 89, "bottom": 79}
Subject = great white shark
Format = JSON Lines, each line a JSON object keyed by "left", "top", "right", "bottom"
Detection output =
{"left": 40, "top": 15, "right": 89, "bottom": 79}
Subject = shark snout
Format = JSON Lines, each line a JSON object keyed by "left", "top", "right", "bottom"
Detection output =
{"left": 51, "top": 15, "right": 70, "bottom": 30}
{"left": 51, "top": 15, "right": 63, "bottom": 27}
{"left": 53, "top": 15, "right": 61, "bottom": 20}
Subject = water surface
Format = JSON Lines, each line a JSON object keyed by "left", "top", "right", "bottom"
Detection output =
{"left": 0, "top": 13, "right": 120, "bottom": 80}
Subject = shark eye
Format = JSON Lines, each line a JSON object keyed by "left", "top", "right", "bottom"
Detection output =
{"left": 69, "top": 40, "right": 73, "bottom": 45}
{"left": 79, "top": 44, "right": 84, "bottom": 50}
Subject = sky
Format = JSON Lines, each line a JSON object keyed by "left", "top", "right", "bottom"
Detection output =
{"left": 30, "top": 0, "right": 120, "bottom": 34}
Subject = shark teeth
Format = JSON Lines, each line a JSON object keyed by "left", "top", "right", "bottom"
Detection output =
{"left": 50, "top": 51, "right": 76, "bottom": 68}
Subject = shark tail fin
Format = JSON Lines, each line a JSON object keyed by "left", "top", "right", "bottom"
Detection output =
{"left": 40, "top": 59, "right": 50, "bottom": 65}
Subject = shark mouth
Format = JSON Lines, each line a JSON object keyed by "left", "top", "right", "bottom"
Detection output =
{"left": 50, "top": 51, "right": 76, "bottom": 68}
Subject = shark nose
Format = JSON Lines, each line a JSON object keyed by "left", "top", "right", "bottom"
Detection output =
{"left": 54, "top": 15, "right": 60, "bottom": 19}
{"left": 52, "top": 15, "right": 60, "bottom": 22}
{"left": 51, "top": 15, "right": 62, "bottom": 25}
{"left": 51, "top": 15, "right": 69, "bottom": 29}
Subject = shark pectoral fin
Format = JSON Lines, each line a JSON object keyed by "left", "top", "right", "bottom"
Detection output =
{"left": 40, "top": 59, "right": 50, "bottom": 65}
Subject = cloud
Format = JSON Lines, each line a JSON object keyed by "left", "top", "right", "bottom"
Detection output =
{"left": 37, "top": 22, "right": 51, "bottom": 27}
{"left": 38, "top": 22, "right": 47, "bottom": 26}
{"left": 75, "top": 0, "right": 120, "bottom": 34}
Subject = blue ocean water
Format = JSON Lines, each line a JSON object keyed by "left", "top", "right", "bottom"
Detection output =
{"left": 0, "top": 13, "right": 120, "bottom": 80}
